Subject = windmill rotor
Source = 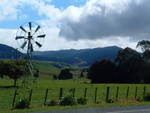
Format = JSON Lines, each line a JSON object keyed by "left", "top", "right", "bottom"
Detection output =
{"left": 16, "top": 22, "right": 45, "bottom": 54}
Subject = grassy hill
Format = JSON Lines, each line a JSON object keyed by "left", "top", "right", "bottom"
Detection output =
{"left": 31, "top": 61, "right": 83, "bottom": 79}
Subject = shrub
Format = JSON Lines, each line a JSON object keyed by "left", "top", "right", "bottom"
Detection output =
{"left": 77, "top": 97, "right": 88, "bottom": 105}
{"left": 137, "top": 97, "right": 143, "bottom": 102}
{"left": 143, "top": 93, "right": 150, "bottom": 101}
{"left": 106, "top": 98, "right": 114, "bottom": 103}
{"left": 47, "top": 99, "right": 58, "bottom": 106}
{"left": 15, "top": 98, "right": 30, "bottom": 109}
{"left": 59, "top": 96, "right": 77, "bottom": 106}
{"left": 58, "top": 69, "right": 73, "bottom": 80}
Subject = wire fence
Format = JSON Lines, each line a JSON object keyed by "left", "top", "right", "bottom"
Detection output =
{"left": 8, "top": 85, "right": 149, "bottom": 108}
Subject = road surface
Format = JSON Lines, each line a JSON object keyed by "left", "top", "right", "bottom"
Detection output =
{"left": 31, "top": 105, "right": 150, "bottom": 113}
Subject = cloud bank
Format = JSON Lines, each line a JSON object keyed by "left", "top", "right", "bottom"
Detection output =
{"left": 59, "top": 0, "right": 150, "bottom": 41}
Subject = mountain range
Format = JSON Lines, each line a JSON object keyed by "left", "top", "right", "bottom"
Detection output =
{"left": 0, "top": 44, "right": 122, "bottom": 66}
{"left": 33, "top": 46, "right": 122, "bottom": 66}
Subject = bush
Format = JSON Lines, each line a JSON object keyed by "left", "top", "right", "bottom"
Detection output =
{"left": 143, "top": 93, "right": 150, "bottom": 101}
{"left": 137, "top": 97, "right": 143, "bottom": 102}
{"left": 106, "top": 98, "right": 114, "bottom": 103}
{"left": 15, "top": 98, "right": 30, "bottom": 109}
{"left": 58, "top": 69, "right": 73, "bottom": 80}
{"left": 77, "top": 97, "right": 88, "bottom": 105}
{"left": 59, "top": 96, "right": 77, "bottom": 106}
{"left": 47, "top": 99, "right": 58, "bottom": 106}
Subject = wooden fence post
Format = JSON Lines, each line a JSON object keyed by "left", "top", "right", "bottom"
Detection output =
{"left": 94, "top": 88, "right": 98, "bottom": 103}
{"left": 106, "top": 87, "right": 110, "bottom": 102}
{"left": 28, "top": 89, "right": 33, "bottom": 104}
{"left": 116, "top": 87, "right": 119, "bottom": 101}
{"left": 143, "top": 86, "right": 146, "bottom": 98}
{"left": 84, "top": 88, "right": 87, "bottom": 98}
{"left": 12, "top": 89, "right": 18, "bottom": 107}
{"left": 72, "top": 88, "right": 75, "bottom": 97}
{"left": 44, "top": 88, "right": 49, "bottom": 105}
{"left": 59, "top": 88, "right": 63, "bottom": 99}
{"left": 135, "top": 87, "right": 138, "bottom": 99}
{"left": 126, "top": 86, "right": 130, "bottom": 99}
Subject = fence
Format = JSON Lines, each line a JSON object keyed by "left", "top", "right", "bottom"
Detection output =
{"left": 8, "top": 86, "right": 148, "bottom": 108}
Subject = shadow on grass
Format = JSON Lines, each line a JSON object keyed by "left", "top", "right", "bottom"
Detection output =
{"left": 0, "top": 86, "right": 20, "bottom": 89}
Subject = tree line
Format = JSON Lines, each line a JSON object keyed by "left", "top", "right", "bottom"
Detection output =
{"left": 88, "top": 40, "right": 150, "bottom": 83}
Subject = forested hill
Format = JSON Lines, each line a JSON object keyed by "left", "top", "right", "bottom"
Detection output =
{"left": 33, "top": 46, "right": 122, "bottom": 66}
{"left": 0, "top": 44, "right": 122, "bottom": 66}
{"left": 0, "top": 44, "right": 23, "bottom": 59}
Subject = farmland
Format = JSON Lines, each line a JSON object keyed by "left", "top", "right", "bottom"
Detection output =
{"left": 1, "top": 79, "right": 150, "bottom": 112}
{"left": 0, "top": 61, "right": 150, "bottom": 113}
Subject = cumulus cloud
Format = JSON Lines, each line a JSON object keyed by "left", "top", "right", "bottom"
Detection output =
{"left": 59, "top": 0, "right": 150, "bottom": 41}
{"left": 0, "top": 29, "right": 16, "bottom": 47}
{"left": 0, "top": 0, "right": 22, "bottom": 20}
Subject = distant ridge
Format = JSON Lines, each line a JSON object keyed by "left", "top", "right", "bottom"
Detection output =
{"left": 33, "top": 46, "right": 122, "bottom": 66}
{"left": 0, "top": 44, "right": 122, "bottom": 66}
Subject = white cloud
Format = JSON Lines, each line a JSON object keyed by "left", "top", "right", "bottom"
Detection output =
{"left": 0, "top": 0, "right": 22, "bottom": 20}
{"left": 58, "top": 0, "right": 150, "bottom": 43}
{"left": 0, "top": 29, "right": 17, "bottom": 47}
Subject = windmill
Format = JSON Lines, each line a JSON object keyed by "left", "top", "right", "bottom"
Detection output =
{"left": 15, "top": 22, "right": 46, "bottom": 78}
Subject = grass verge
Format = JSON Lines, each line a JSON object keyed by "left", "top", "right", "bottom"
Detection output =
{"left": 1, "top": 101, "right": 150, "bottom": 113}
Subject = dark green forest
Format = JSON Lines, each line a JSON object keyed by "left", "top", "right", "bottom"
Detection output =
{"left": 88, "top": 40, "right": 150, "bottom": 83}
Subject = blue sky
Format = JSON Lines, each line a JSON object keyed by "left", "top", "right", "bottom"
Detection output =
{"left": 51, "top": 0, "right": 88, "bottom": 9}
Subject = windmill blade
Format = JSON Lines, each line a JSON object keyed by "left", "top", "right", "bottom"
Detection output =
{"left": 29, "top": 22, "right": 32, "bottom": 30}
{"left": 20, "top": 26, "right": 27, "bottom": 33}
{"left": 15, "top": 36, "right": 25, "bottom": 40}
{"left": 35, "top": 25, "right": 40, "bottom": 33}
{"left": 35, "top": 41, "right": 42, "bottom": 48}
{"left": 37, "top": 34, "right": 46, "bottom": 38}
{"left": 21, "top": 41, "right": 27, "bottom": 49}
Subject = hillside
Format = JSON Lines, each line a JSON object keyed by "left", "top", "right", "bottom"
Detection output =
{"left": 33, "top": 46, "right": 122, "bottom": 66}
{"left": 0, "top": 44, "right": 23, "bottom": 59}
{"left": 0, "top": 44, "right": 122, "bottom": 67}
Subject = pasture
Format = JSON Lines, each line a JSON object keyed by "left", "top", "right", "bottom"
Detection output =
{"left": 0, "top": 61, "right": 150, "bottom": 113}
{"left": 0, "top": 78, "right": 150, "bottom": 112}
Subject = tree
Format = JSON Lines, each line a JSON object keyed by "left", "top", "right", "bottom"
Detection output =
{"left": 88, "top": 59, "right": 116, "bottom": 83}
{"left": 115, "top": 47, "right": 142, "bottom": 65}
{"left": 53, "top": 74, "right": 57, "bottom": 80}
{"left": 87, "top": 45, "right": 150, "bottom": 83}
{"left": 137, "top": 40, "right": 150, "bottom": 52}
{"left": 115, "top": 47, "right": 143, "bottom": 83}
{"left": 0, "top": 60, "right": 5, "bottom": 78}
{"left": 143, "top": 50, "right": 150, "bottom": 61}
{"left": 137, "top": 40, "right": 150, "bottom": 61}
{"left": 80, "top": 70, "right": 84, "bottom": 78}
{"left": 58, "top": 69, "right": 73, "bottom": 80}
{"left": 0, "top": 60, "right": 26, "bottom": 87}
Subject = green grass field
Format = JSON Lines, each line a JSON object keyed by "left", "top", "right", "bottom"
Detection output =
{"left": 31, "top": 61, "right": 83, "bottom": 79}
{"left": 0, "top": 78, "right": 150, "bottom": 113}
{"left": 0, "top": 61, "right": 150, "bottom": 113}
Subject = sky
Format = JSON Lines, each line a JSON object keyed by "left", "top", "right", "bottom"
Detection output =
{"left": 0, "top": 0, "right": 149, "bottom": 51}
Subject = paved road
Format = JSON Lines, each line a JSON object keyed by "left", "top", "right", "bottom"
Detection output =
{"left": 32, "top": 105, "right": 150, "bottom": 113}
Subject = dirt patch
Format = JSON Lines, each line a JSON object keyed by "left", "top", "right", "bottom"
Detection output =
{"left": 117, "top": 99, "right": 139, "bottom": 103}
